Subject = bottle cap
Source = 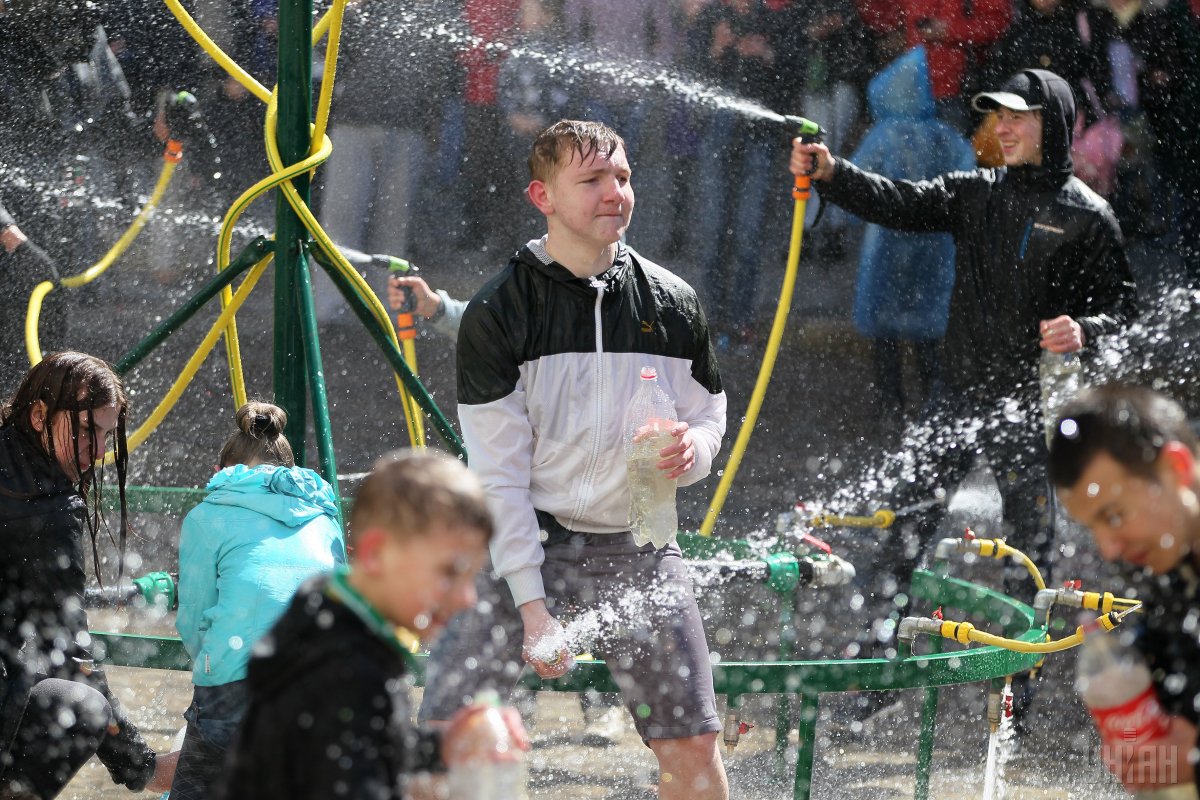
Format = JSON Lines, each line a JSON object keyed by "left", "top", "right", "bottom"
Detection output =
{"left": 640, "top": 366, "right": 657, "bottom": 380}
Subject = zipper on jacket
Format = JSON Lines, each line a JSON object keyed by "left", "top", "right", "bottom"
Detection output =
{"left": 204, "top": 653, "right": 211, "bottom": 674}
{"left": 1018, "top": 218, "right": 1034, "bottom": 261}
{"left": 568, "top": 278, "right": 608, "bottom": 527}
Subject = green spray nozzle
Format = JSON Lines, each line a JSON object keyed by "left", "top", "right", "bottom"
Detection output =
{"left": 782, "top": 115, "right": 824, "bottom": 143}
{"left": 372, "top": 255, "right": 412, "bottom": 274}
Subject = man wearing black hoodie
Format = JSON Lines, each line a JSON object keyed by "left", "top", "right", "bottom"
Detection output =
{"left": 790, "top": 69, "right": 1137, "bottom": 726}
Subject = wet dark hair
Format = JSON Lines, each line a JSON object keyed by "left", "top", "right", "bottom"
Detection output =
{"left": 1048, "top": 383, "right": 1197, "bottom": 488}
{"left": 0, "top": 351, "right": 130, "bottom": 584}
{"left": 528, "top": 119, "right": 626, "bottom": 185}
{"left": 349, "top": 449, "right": 492, "bottom": 548}
{"left": 218, "top": 401, "right": 294, "bottom": 469}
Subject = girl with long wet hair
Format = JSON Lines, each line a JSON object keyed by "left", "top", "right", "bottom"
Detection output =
{"left": 0, "top": 352, "right": 175, "bottom": 798}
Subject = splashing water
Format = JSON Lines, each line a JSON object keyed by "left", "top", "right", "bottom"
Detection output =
{"left": 524, "top": 580, "right": 694, "bottom": 664}
{"left": 360, "top": 5, "right": 795, "bottom": 124}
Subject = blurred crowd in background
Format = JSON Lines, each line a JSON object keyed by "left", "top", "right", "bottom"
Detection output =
{"left": 2, "top": 0, "right": 1199, "bottom": 408}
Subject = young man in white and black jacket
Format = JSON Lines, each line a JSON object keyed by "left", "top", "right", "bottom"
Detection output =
{"left": 419, "top": 120, "right": 729, "bottom": 800}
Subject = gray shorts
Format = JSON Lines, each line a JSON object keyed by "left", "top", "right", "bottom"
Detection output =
{"left": 418, "top": 523, "right": 721, "bottom": 743}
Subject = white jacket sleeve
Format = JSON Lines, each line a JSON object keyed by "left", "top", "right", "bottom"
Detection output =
{"left": 459, "top": 390, "right": 546, "bottom": 607}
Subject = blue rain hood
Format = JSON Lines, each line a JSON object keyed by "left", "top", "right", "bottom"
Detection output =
{"left": 867, "top": 45, "right": 937, "bottom": 122}
{"left": 850, "top": 46, "right": 977, "bottom": 339}
{"left": 202, "top": 463, "right": 340, "bottom": 527}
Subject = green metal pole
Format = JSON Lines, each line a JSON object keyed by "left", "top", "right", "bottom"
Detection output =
{"left": 914, "top": 684, "right": 940, "bottom": 799}
{"left": 793, "top": 691, "right": 820, "bottom": 800}
{"left": 115, "top": 238, "right": 271, "bottom": 375}
{"left": 273, "top": 0, "right": 313, "bottom": 466}
{"left": 295, "top": 244, "right": 341, "bottom": 514}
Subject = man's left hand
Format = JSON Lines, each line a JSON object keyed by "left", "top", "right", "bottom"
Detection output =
{"left": 1039, "top": 315, "right": 1085, "bottom": 353}
{"left": 657, "top": 422, "right": 696, "bottom": 480}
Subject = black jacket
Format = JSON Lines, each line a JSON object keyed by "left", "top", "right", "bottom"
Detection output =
{"left": 819, "top": 69, "right": 1136, "bottom": 398}
{"left": 216, "top": 573, "right": 442, "bottom": 800}
{"left": 1129, "top": 564, "right": 1200, "bottom": 738}
{"left": 0, "top": 424, "right": 156, "bottom": 790}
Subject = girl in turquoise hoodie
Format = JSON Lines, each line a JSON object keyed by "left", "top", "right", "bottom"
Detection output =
{"left": 172, "top": 402, "right": 346, "bottom": 800}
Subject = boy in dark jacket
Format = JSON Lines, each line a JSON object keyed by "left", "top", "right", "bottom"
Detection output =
{"left": 791, "top": 68, "right": 1137, "bottom": 723}
{"left": 1049, "top": 383, "right": 1200, "bottom": 792}
{"left": 215, "top": 450, "right": 527, "bottom": 800}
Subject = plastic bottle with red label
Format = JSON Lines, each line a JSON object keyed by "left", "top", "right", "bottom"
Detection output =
{"left": 1076, "top": 623, "right": 1199, "bottom": 798}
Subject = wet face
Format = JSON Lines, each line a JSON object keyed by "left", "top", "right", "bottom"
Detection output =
{"left": 534, "top": 144, "right": 634, "bottom": 248}
{"left": 369, "top": 523, "right": 488, "bottom": 638}
{"left": 993, "top": 108, "right": 1043, "bottom": 167}
{"left": 1059, "top": 451, "right": 1200, "bottom": 574}
{"left": 33, "top": 402, "right": 120, "bottom": 480}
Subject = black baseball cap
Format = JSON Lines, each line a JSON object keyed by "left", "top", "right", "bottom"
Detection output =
{"left": 972, "top": 72, "right": 1045, "bottom": 113}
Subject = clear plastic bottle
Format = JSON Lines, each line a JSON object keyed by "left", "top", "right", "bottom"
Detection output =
{"left": 1076, "top": 625, "right": 1199, "bottom": 798}
{"left": 445, "top": 692, "right": 528, "bottom": 800}
{"left": 1040, "top": 349, "right": 1082, "bottom": 447}
{"left": 623, "top": 366, "right": 678, "bottom": 549}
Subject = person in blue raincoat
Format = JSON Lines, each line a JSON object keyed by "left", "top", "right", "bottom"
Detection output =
{"left": 848, "top": 46, "right": 975, "bottom": 421}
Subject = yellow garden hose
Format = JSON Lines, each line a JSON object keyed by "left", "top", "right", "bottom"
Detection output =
{"left": 167, "top": 0, "right": 425, "bottom": 447}
{"left": 25, "top": 149, "right": 180, "bottom": 365}
{"left": 114, "top": 254, "right": 273, "bottom": 458}
{"left": 699, "top": 173, "right": 812, "bottom": 536}
{"left": 162, "top": 0, "right": 271, "bottom": 103}
{"left": 936, "top": 609, "right": 1122, "bottom": 653}
{"left": 214, "top": 130, "right": 333, "bottom": 409}
{"left": 263, "top": 92, "right": 426, "bottom": 447}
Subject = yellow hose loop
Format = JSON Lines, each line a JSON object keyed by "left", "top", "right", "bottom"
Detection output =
{"left": 25, "top": 282, "right": 55, "bottom": 366}
{"left": 311, "top": 0, "right": 347, "bottom": 160}
{"left": 1015, "top": 552, "right": 1047, "bottom": 592}
{"left": 700, "top": 190, "right": 808, "bottom": 536}
{"left": 62, "top": 159, "right": 177, "bottom": 289}
{"left": 113, "top": 254, "right": 273, "bottom": 459}
{"left": 164, "top": 0, "right": 338, "bottom": 106}
{"left": 24, "top": 157, "right": 178, "bottom": 365}
{"left": 262, "top": 92, "right": 425, "bottom": 448}
{"left": 980, "top": 537, "right": 1047, "bottom": 592}
{"left": 162, "top": 0, "right": 271, "bottom": 104}
{"left": 215, "top": 133, "right": 334, "bottom": 410}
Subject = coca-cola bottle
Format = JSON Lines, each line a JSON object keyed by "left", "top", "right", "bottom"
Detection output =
{"left": 1076, "top": 623, "right": 1199, "bottom": 798}
{"left": 623, "top": 366, "right": 678, "bottom": 548}
{"left": 444, "top": 691, "right": 528, "bottom": 800}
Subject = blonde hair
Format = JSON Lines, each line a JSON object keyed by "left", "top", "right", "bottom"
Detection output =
{"left": 218, "top": 401, "right": 294, "bottom": 469}
{"left": 349, "top": 450, "right": 492, "bottom": 546}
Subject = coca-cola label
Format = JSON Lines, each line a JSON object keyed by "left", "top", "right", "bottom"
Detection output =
{"left": 1089, "top": 685, "right": 1172, "bottom": 745}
